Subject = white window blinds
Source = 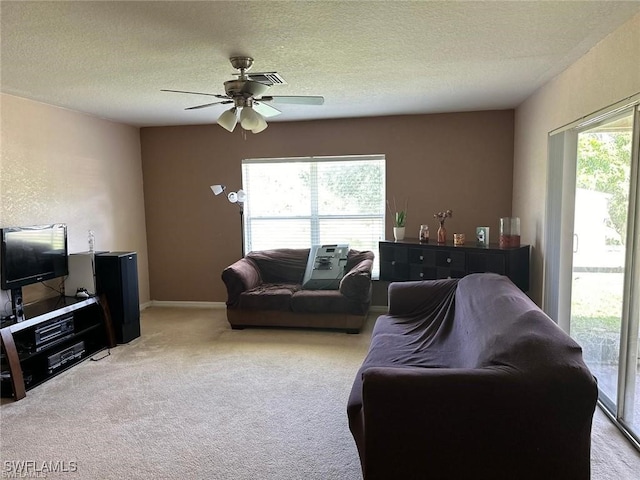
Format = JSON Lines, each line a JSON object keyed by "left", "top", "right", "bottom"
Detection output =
{"left": 242, "top": 155, "right": 385, "bottom": 275}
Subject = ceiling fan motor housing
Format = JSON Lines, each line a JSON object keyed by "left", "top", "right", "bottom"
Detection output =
{"left": 224, "top": 79, "right": 270, "bottom": 100}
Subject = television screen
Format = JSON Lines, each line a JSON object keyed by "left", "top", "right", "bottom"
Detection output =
{"left": 0, "top": 224, "right": 69, "bottom": 290}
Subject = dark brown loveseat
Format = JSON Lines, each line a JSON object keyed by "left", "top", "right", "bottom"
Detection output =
{"left": 221, "top": 248, "right": 374, "bottom": 332}
{"left": 347, "top": 273, "right": 598, "bottom": 480}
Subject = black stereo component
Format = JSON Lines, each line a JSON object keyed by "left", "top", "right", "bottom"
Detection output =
{"left": 47, "top": 341, "right": 85, "bottom": 373}
{"left": 35, "top": 316, "right": 75, "bottom": 352}
{"left": 0, "top": 314, "right": 16, "bottom": 328}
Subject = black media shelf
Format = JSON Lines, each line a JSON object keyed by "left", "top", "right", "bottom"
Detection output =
{"left": 0, "top": 295, "right": 113, "bottom": 400}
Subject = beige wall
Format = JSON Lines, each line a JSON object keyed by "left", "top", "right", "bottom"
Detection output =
{"left": 0, "top": 93, "right": 150, "bottom": 309}
{"left": 141, "top": 110, "right": 514, "bottom": 302}
{"left": 513, "top": 12, "right": 640, "bottom": 306}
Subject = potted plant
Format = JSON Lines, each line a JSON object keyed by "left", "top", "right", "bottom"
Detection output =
{"left": 387, "top": 197, "right": 408, "bottom": 241}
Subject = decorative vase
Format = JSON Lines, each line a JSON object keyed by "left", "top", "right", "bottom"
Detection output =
{"left": 393, "top": 226, "right": 405, "bottom": 241}
{"left": 437, "top": 225, "right": 446, "bottom": 244}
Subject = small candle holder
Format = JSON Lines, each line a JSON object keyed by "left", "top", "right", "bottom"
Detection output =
{"left": 453, "top": 233, "right": 465, "bottom": 246}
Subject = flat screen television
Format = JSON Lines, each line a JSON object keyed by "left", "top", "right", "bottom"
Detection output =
{"left": 0, "top": 224, "right": 69, "bottom": 291}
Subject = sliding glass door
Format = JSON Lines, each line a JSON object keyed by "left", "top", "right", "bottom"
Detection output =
{"left": 570, "top": 111, "right": 635, "bottom": 418}
{"left": 546, "top": 99, "right": 640, "bottom": 448}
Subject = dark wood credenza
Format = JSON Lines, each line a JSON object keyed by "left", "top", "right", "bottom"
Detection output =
{"left": 379, "top": 239, "right": 530, "bottom": 292}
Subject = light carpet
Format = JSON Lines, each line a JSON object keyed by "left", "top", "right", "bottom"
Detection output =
{"left": 1, "top": 307, "right": 638, "bottom": 479}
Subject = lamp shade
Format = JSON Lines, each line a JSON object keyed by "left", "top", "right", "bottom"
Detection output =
{"left": 217, "top": 108, "right": 238, "bottom": 132}
{"left": 210, "top": 184, "right": 226, "bottom": 195}
{"left": 251, "top": 114, "right": 268, "bottom": 133}
{"left": 240, "top": 107, "right": 261, "bottom": 130}
{"left": 236, "top": 189, "right": 247, "bottom": 203}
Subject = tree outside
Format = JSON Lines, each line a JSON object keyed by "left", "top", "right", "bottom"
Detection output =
{"left": 576, "top": 130, "right": 632, "bottom": 244}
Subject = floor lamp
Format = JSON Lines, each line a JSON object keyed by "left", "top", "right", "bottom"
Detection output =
{"left": 210, "top": 184, "right": 246, "bottom": 257}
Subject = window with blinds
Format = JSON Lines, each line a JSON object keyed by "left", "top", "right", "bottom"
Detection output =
{"left": 242, "top": 155, "right": 385, "bottom": 275}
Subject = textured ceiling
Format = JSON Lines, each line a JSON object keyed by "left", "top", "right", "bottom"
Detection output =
{"left": 1, "top": 1, "right": 639, "bottom": 127}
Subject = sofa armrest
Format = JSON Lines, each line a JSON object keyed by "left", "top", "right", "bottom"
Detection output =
{"left": 387, "top": 278, "right": 458, "bottom": 316}
{"left": 339, "top": 257, "right": 373, "bottom": 302}
{"left": 358, "top": 365, "right": 594, "bottom": 480}
{"left": 221, "top": 257, "right": 262, "bottom": 308}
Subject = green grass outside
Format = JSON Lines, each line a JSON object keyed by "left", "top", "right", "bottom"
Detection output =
{"left": 570, "top": 272, "right": 624, "bottom": 336}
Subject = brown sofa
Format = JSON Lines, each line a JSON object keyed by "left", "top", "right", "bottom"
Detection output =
{"left": 347, "top": 273, "right": 598, "bottom": 480}
{"left": 221, "top": 248, "right": 374, "bottom": 332}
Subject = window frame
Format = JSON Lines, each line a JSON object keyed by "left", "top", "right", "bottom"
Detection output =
{"left": 241, "top": 154, "right": 386, "bottom": 275}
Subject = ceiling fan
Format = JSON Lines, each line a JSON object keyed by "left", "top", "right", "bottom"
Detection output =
{"left": 162, "top": 56, "right": 324, "bottom": 133}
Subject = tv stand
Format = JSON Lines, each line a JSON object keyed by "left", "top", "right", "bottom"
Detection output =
{"left": 0, "top": 295, "right": 114, "bottom": 401}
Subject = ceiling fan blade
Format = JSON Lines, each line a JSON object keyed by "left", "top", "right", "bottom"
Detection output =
{"left": 185, "top": 100, "right": 233, "bottom": 110}
{"left": 253, "top": 101, "right": 281, "bottom": 118}
{"left": 162, "top": 89, "right": 228, "bottom": 99}
{"left": 261, "top": 95, "right": 324, "bottom": 105}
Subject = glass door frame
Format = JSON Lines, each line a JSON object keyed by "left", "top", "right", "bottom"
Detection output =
{"left": 619, "top": 104, "right": 640, "bottom": 432}
{"left": 544, "top": 94, "right": 640, "bottom": 449}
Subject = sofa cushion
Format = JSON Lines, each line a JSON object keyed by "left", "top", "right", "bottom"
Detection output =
{"left": 345, "top": 249, "right": 374, "bottom": 271}
{"left": 239, "top": 283, "right": 300, "bottom": 311}
{"left": 291, "top": 290, "right": 354, "bottom": 314}
{"left": 246, "top": 248, "right": 309, "bottom": 284}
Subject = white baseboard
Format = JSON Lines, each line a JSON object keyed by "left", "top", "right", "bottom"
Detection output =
{"left": 144, "top": 301, "right": 385, "bottom": 314}
{"left": 146, "top": 300, "right": 226, "bottom": 309}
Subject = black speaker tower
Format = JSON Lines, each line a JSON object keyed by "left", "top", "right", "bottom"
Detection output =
{"left": 95, "top": 252, "right": 140, "bottom": 344}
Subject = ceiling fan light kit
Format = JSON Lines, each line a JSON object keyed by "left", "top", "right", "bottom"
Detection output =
{"left": 162, "top": 56, "right": 324, "bottom": 134}
{"left": 252, "top": 114, "right": 268, "bottom": 133}
{"left": 239, "top": 105, "right": 261, "bottom": 130}
{"left": 217, "top": 107, "right": 238, "bottom": 132}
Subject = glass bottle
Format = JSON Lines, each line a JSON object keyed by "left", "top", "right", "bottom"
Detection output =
{"left": 88, "top": 230, "right": 95, "bottom": 253}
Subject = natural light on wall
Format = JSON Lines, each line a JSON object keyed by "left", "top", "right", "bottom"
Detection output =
{"left": 241, "top": 155, "right": 386, "bottom": 276}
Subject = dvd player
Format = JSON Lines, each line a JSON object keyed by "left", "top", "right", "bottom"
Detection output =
{"left": 35, "top": 316, "right": 74, "bottom": 351}
{"left": 47, "top": 341, "right": 85, "bottom": 373}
